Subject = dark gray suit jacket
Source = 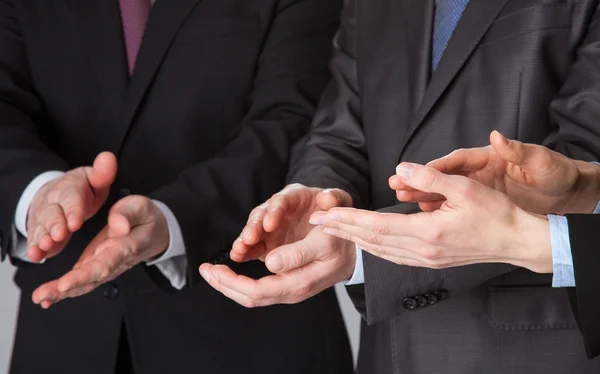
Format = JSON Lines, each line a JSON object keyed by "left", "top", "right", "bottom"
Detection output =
{"left": 289, "top": 0, "right": 600, "bottom": 372}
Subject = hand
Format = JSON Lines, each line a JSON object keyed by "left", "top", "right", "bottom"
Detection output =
{"left": 391, "top": 130, "right": 600, "bottom": 215}
{"left": 32, "top": 195, "right": 170, "bottom": 308}
{"left": 26, "top": 152, "right": 118, "bottom": 263}
{"left": 314, "top": 163, "right": 553, "bottom": 274}
{"left": 199, "top": 226, "right": 356, "bottom": 307}
{"left": 230, "top": 184, "right": 352, "bottom": 264}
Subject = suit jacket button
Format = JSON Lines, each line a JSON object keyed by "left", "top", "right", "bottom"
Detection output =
{"left": 434, "top": 290, "right": 448, "bottom": 301}
{"left": 415, "top": 295, "right": 428, "bottom": 307}
{"left": 103, "top": 283, "right": 120, "bottom": 300}
{"left": 117, "top": 188, "right": 132, "bottom": 200}
{"left": 402, "top": 297, "right": 418, "bottom": 310}
{"left": 425, "top": 293, "right": 438, "bottom": 305}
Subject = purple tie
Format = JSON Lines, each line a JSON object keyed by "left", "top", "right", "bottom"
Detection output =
{"left": 119, "top": 0, "right": 151, "bottom": 76}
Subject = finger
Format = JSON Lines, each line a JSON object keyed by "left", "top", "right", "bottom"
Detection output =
{"left": 321, "top": 227, "right": 432, "bottom": 264}
{"left": 36, "top": 204, "right": 68, "bottom": 245}
{"left": 26, "top": 246, "right": 46, "bottom": 263}
{"left": 389, "top": 175, "right": 418, "bottom": 191}
{"left": 311, "top": 207, "right": 428, "bottom": 240}
{"left": 426, "top": 147, "right": 490, "bottom": 175}
{"left": 58, "top": 185, "right": 87, "bottom": 232}
{"left": 230, "top": 240, "right": 269, "bottom": 263}
{"left": 241, "top": 204, "right": 268, "bottom": 245}
{"left": 395, "top": 189, "right": 445, "bottom": 203}
{"left": 32, "top": 279, "right": 61, "bottom": 305}
{"left": 418, "top": 200, "right": 446, "bottom": 212}
{"left": 395, "top": 163, "right": 476, "bottom": 202}
{"left": 199, "top": 264, "right": 267, "bottom": 307}
{"left": 108, "top": 195, "right": 151, "bottom": 237}
{"left": 200, "top": 264, "right": 294, "bottom": 307}
{"left": 263, "top": 187, "right": 306, "bottom": 233}
{"left": 264, "top": 236, "right": 321, "bottom": 273}
{"left": 315, "top": 188, "right": 353, "bottom": 210}
{"left": 87, "top": 152, "right": 118, "bottom": 190}
{"left": 57, "top": 244, "right": 126, "bottom": 294}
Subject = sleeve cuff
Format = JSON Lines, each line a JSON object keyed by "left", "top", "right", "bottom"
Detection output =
{"left": 345, "top": 244, "right": 365, "bottom": 285}
{"left": 146, "top": 200, "right": 187, "bottom": 289}
{"left": 14, "top": 171, "right": 65, "bottom": 238}
{"left": 548, "top": 214, "right": 576, "bottom": 288}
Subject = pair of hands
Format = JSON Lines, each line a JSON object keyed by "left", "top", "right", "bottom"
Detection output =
{"left": 201, "top": 131, "right": 600, "bottom": 307}
{"left": 27, "top": 153, "right": 169, "bottom": 308}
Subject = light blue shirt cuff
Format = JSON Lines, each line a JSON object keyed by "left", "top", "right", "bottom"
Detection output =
{"left": 594, "top": 200, "right": 600, "bottom": 214}
{"left": 345, "top": 245, "right": 364, "bottom": 285}
{"left": 548, "top": 214, "right": 575, "bottom": 288}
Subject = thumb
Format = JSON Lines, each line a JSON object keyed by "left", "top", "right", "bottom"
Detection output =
{"left": 265, "top": 239, "right": 319, "bottom": 273}
{"left": 107, "top": 196, "right": 150, "bottom": 237}
{"left": 316, "top": 189, "right": 353, "bottom": 211}
{"left": 88, "top": 152, "right": 118, "bottom": 190}
{"left": 489, "top": 130, "right": 533, "bottom": 167}
{"left": 395, "top": 163, "right": 470, "bottom": 201}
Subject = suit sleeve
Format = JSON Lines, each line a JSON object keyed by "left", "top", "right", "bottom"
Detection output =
{"left": 566, "top": 214, "right": 600, "bottom": 359}
{"left": 149, "top": 0, "right": 343, "bottom": 285}
{"left": 286, "top": 0, "right": 370, "bottom": 210}
{"left": 0, "top": 0, "right": 69, "bottom": 262}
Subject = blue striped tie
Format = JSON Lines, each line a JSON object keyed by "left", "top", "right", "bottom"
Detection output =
{"left": 431, "top": 0, "right": 470, "bottom": 72}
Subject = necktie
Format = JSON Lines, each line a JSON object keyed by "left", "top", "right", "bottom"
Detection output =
{"left": 431, "top": 0, "right": 470, "bottom": 72}
{"left": 119, "top": 0, "right": 151, "bottom": 76}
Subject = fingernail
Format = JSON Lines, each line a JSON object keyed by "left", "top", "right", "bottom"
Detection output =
{"left": 267, "top": 254, "right": 283, "bottom": 273}
{"left": 50, "top": 225, "right": 61, "bottom": 239}
{"left": 396, "top": 163, "right": 415, "bottom": 180}
{"left": 200, "top": 269, "right": 211, "bottom": 282}
{"left": 210, "top": 270, "right": 220, "bottom": 282}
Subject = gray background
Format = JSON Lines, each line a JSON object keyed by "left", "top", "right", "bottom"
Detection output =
{"left": 0, "top": 260, "right": 361, "bottom": 373}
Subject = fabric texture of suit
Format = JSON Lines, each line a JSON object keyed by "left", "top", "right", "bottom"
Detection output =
{"left": 0, "top": 1, "right": 353, "bottom": 373}
{"left": 289, "top": 0, "right": 600, "bottom": 372}
{"left": 567, "top": 214, "right": 600, "bottom": 359}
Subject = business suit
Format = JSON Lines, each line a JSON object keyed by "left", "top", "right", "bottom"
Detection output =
{"left": 288, "top": 0, "right": 600, "bottom": 372}
{"left": 567, "top": 214, "right": 600, "bottom": 359}
{"left": 0, "top": 1, "right": 353, "bottom": 374}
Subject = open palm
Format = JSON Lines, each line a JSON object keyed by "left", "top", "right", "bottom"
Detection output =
{"left": 230, "top": 185, "right": 352, "bottom": 263}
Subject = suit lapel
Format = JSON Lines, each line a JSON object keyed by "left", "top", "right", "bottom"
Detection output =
{"left": 397, "top": 0, "right": 509, "bottom": 158}
{"left": 119, "top": 0, "right": 201, "bottom": 149}
{"left": 70, "top": 0, "right": 129, "bottom": 127}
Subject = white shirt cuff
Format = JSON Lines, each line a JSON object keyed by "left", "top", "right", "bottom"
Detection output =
{"left": 345, "top": 244, "right": 365, "bottom": 285}
{"left": 147, "top": 200, "right": 188, "bottom": 290}
{"left": 15, "top": 171, "right": 65, "bottom": 237}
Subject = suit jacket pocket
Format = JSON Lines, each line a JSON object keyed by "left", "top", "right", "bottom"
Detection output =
{"left": 481, "top": 4, "right": 572, "bottom": 45}
{"left": 488, "top": 285, "right": 578, "bottom": 330}
{"left": 175, "top": 12, "right": 261, "bottom": 44}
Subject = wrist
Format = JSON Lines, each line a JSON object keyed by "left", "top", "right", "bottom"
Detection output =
{"left": 509, "top": 208, "right": 552, "bottom": 273}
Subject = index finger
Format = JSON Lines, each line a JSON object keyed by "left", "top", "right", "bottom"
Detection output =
{"left": 427, "top": 147, "right": 490, "bottom": 175}
{"left": 315, "top": 207, "right": 431, "bottom": 239}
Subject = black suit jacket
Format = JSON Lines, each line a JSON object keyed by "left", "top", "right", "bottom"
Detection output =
{"left": 567, "top": 214, "right": 600, "bottom": 359}
{"left": 0, "top": 1, "right": 353, "bottom": 374}
{"left": 289, "top": 0, "right": 600, "bottom": 372}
